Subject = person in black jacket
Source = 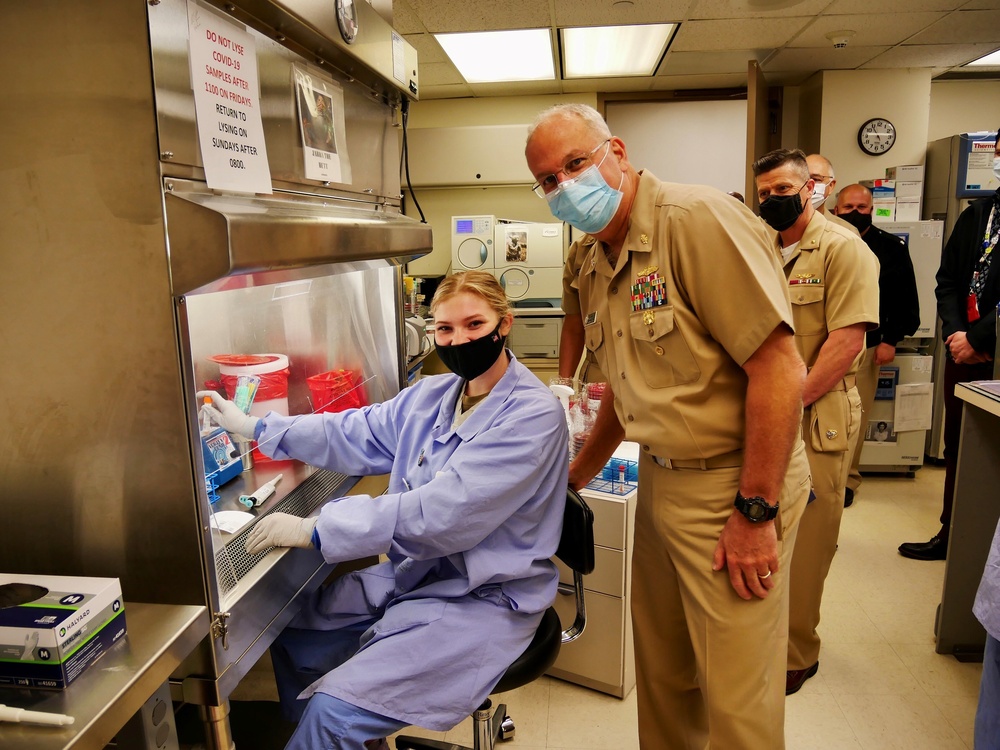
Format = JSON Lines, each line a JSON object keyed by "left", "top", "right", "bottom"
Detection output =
{"left": 835, "top": 183, "right": 920, "bottom": 508}
{"left": 899, "top": 133, "right": 1000, "bottom": 561}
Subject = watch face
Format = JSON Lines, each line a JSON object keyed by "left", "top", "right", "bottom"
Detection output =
{"left": 858, "top": 118, "right": 896, "bottom": 155}
{"left": 336, "top": 0, "right": 359, "bottom": 44}
{"left": 748, "top": 502, "right": 766, "bottom": 520}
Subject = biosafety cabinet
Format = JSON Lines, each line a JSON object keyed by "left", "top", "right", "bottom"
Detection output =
{"left": 0, "top": 1, "right": 429, "bottom": 746}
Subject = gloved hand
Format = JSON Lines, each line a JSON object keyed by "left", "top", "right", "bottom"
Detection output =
{"left": 245, "top": 513, "right": 318, "bottom": 555}
{"left": 197, "top": 391, "right": 260, "bottom": 440}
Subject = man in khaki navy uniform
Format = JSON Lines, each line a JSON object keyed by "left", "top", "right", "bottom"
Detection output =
{"left": 807, "top": 153, "right": 861, "bottom": 239}
{"left": 526, "top": 103, "right": 812, "bottom": 750}
{"left": 752, "top": 149, "right": 879, "bottom": 696}
{"left": 558, "top": 240, "right": 606, "bottom": 382}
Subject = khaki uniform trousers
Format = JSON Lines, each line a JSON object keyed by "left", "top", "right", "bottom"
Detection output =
{"left": 787, "top": 386, "right": 862, "bottom": 671}
{"left": 632, "top": 441, "right": 811, "bottom": 750}
{"left": 846, "top": 347, "right": 878, "bottom": 493}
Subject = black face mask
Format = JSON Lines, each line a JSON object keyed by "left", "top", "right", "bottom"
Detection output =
{"left": 759, "top": 187, "right": 806, "bottom": 232}
{"left": 436, "top": 322, "right": 507, "bottom": 380}
{"left": 839, "top": 209, "right": 873, "bottom": 233}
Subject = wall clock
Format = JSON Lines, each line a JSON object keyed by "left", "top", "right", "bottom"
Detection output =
{"left": 857, "top": 118, "right": 896, "bottom": 155}
{"left": 336, "top": 0, "right": 359, "bottom": 44}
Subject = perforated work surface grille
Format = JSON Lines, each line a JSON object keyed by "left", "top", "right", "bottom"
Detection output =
{"left": 215, "top": 469, "right": 350, "bottom": 594}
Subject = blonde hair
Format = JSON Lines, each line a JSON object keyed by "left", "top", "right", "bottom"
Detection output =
{"left": 431, "top": 270, "right": 511, "bottom": 320}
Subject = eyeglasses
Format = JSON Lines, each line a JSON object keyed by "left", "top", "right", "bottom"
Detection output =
{"left": 810, "top": 174, "right": 832, "bottom": 184}
{"left": 531, "top": 139, "right": 611, "bottom": 198}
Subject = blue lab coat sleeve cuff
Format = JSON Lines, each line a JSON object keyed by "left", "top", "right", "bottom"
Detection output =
{"left": 254, "top": 419, "right": 266, "bottom": 441}
{"left": 312, "top": 527, "right": 322, "bottom": 551}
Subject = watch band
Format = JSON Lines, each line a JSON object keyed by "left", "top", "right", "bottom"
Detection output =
{"left": 734, "top": 491, "right": 779, "bottom": 523}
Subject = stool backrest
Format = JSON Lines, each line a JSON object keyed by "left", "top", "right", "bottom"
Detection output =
{"left": 556, "top": 488, "right": 595, "bottom": 576}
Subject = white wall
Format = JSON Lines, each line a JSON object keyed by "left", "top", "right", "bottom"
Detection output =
{"left": 404, "top": 94, "right": 596, "bottom": 276}
{"left": 605, "top": 99, "right": 747, "bottom": 194}
{"left": 818, "top": 69, "right": 933, "bottom": 188}
{"left": 928, "top": 80, "right": 1000, "bottom": 142}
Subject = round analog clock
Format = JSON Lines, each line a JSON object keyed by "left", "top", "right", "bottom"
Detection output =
{"left": 336, "top": 0, "right": 359, "bottom": 44}
{"left": 857, "top": 118, "right": 896, "bottom": 155}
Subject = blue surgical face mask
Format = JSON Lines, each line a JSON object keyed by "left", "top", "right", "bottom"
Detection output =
{"left": 544, "top": 147, "right": 624, "bottom": 235}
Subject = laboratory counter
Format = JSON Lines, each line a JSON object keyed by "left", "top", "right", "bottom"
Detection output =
{"left": 936, "top": 381, "right": 1000, "bottom": 659}
{"left": 0, "top": 602, "right": 208, "bottom": 749}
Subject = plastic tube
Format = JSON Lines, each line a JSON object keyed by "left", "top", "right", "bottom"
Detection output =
{"left": 0, "top": 704, "right": 75, "bottom": 726}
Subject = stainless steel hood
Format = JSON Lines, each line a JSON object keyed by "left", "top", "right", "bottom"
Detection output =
{"left": 165, "top": 180, "right": 432, "bottom": 294}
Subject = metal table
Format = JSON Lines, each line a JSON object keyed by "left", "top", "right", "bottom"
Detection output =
{"left": 0, "top": 602, "right": 208, "bottom": 749}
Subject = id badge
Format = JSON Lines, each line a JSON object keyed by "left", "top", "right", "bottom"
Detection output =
{"left": 967, "top": 292, "right": 980, "bottom": 323}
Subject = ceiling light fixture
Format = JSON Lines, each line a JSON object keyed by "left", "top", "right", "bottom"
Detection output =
{"left": 562, "top": 23, "right": 677, "bottom": 79}
{"left": 434, "top": 29, "right": 555, "bottom": 83}
{"left": 965, "top": 48, "right": 1000, "bottom": 67}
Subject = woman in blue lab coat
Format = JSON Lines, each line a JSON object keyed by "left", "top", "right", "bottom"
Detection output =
{"left": 201, "top": 270, "right": 568, "bottom": 750}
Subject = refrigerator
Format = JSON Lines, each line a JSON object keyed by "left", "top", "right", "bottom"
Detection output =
{"left": 857, "top": 221, "right": 942, "bottom": 473}
{"left": 923, "top": 131, "right": 1000, "bottom": 460}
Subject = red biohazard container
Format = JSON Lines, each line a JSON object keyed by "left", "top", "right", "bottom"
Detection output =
{"left": 307, "top": 369, "right": 367, "bottom": 414}
{"left": 210, "top": 353, "right": 291, "bottom": 463}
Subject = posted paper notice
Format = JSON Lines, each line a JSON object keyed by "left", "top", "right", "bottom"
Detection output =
{"left": 187, "top": 0, "right": 271, "bottom": 194}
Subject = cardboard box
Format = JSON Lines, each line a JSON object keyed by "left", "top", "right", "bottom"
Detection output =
{"left": 861, "top": 179, "right": 895, "bottom": 197}
{"left": 895, "top": 197, "right": 921, "bottom": 222}
{"left": 0, "top": 575, "right": 126, "bottom": 689}
{"left": 885, "top": 165, "right": 924, "bottom": 181}
{"left": 872, "top": 198, "right": 896, "bottom": 223}
{"left": 895, "top": 180, "right": 923, "bottom": 199}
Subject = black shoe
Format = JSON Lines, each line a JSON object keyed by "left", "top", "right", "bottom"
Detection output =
{"left": 844, "top": 488, "right": 854, "bottom": 508}
{"left": 898, "top": 535, "right": 947, "bottom": 561}
{"left": 786, "top": 662, "right": 819, "bottom": 695}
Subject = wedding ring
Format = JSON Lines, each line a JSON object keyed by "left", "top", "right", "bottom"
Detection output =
{"left": 758, "top": 570, "right": 772, "bottom": 579}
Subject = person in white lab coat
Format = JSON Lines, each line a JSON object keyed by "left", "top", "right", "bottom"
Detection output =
{"left": 201, "top": 270, "right": 568, "bottom": 750}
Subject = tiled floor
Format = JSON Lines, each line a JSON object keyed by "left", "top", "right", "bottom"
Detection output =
{"left": 232, "top": 463, "right": 984, "bottom": 749}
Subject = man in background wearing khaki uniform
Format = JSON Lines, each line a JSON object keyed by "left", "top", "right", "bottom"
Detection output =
{"left": 526, "top": 103, "right": 811, "bottom": 749}
{"left": 753, "top": 149, "right": 879, "bottom": 695}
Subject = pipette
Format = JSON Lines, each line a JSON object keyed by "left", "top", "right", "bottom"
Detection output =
{"left": 0, "top": 704, "right": 75, "bottom": 726}
{"left": 239, "top": 473, "right": 283, "bottom": 508}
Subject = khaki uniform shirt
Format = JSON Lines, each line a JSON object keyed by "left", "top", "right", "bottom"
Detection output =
{"left": 575, "top": 171, "right": 793, "bottom": 460}
{"left": 779, "top": 211, "right": 879, "bottom": 453}
{"left": 780, "top": 211, "right": 879, "bottom": 371}
{"left": 562, "top": 240, "right": 585, "bottom": 317}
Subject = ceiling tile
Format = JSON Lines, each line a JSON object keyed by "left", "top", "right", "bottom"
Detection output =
{"left": 764, "top": 45, "right": 889, "bottom": 72}
{"left": 404, "top": 0, "right": 552, "bottom": 33}
{"left": 825, "top": 0, "right": 966, "bottom": 12}
{"left": 673, "top": 17, "right": 814, "bottom": 51}
{"left": 908, "top": 10, "right": 1000, "bottom": 45}
{"left": 403, "top": 34, "right": 449, "bottom": 64}
{"left": 419, "top": 61, "right": 467, "bottom": 86}
{"left": 862, "top": 43, "right": 1000, "bottom": 70}
{"left": 553, "top": 0, "right": 693, "bottom": 27}
{"left": 392, "top": 0, "right": 427, "bottom": 35}
{"left": 689, "top": 0, "right": 831, "bottom": 19}
{"left": 469, "top": 80, "right": 565, "bottom": 97}
{"left": 416, "top": 83, "right": 475, "bottom": 100}
{"left": 659, "top": 50, "right": 767, "bottom": 76}
{"left": 649, "top": 72, "right": 748, "bottom": 89}
{"left": 788, "top": 12, "right": 948, "bottom": 48}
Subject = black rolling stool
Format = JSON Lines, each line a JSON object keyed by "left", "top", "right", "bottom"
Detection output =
{"left": 395, "top": 488, "right": 596, "bottom": 750}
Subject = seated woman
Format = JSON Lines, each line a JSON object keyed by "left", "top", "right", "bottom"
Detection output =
{"left": 201, "top": 270, "right": 568, "bottom": 750}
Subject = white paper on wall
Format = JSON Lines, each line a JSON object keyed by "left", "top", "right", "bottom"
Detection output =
{"left": 187, "top": 0, "right": 272, "bottom": 194}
